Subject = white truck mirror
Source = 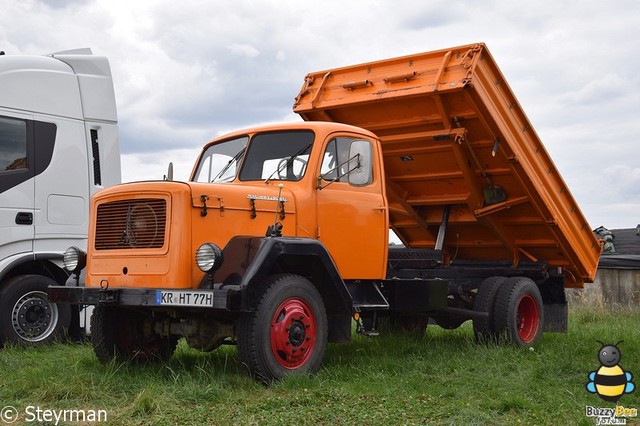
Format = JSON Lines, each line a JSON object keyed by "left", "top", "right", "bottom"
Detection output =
{"left": 348, "top": 140, "right": 372, "bottom": 186}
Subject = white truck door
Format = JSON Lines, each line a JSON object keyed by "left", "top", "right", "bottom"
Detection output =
{"left": 33, "top": 118, "right": 89, "bottom": 252}
{"left": 0, "top": 114, "right": 35, "bottom": 260}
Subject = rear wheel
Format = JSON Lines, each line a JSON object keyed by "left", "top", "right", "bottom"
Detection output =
{"left": 0, "top": 275, "right": 71, "bottom": 346}
{"left": 493, "top": 277, "right": 543, "bottom": 347}
{"left": 473, "top": 276, "right": 507, "bottom": 343}
{"left": 235, "top": 274, "right": 328, "bottom": 383}
{"left": 92, "top": 306, "right": 177, "bottom": 364}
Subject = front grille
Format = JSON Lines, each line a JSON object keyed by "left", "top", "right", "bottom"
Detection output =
{"left": 95, "top": 198, "right": 167, "bottom": 250}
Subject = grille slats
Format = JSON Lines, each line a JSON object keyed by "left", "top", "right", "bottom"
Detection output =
{"left": 95, "top": 198, "right": 167, "bottom": 250}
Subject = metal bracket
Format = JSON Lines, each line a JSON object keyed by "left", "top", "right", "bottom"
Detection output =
{"left": 200, "top": 195, "right": 208, "bottom": 217}
{"left": 249, "top": 198, "right": 257, "bottom": 219}
{"left": 98, "top": 289, "right": 118, "bottom": 304}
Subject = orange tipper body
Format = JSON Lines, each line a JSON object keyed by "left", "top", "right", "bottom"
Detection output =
{"left": 85, "top": 122, "right": 389, "bottom": 290}
{"left": 294, "top": 43, "right": 601, "bottom": 288}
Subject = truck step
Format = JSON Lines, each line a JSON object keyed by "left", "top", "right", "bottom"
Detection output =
{"left": 345, "top": 281, "right": 390, "bottom": 310}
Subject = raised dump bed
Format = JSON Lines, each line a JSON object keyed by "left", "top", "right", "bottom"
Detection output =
{"left": 294, "top": 43, "right": 601, "bottom": 287}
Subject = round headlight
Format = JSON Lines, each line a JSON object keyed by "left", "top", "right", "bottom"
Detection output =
{"left": 196, "top": 243, "right": 223, "bottom": 272}
{"left": 63, "top": 246, "right": 86, "bottom": 273}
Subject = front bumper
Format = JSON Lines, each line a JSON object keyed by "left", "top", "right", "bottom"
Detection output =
{"left": 47, "top": 285, "right": 243, "bottom": 311}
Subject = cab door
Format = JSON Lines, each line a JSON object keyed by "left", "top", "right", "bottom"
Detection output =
{"left": 315, "top": 135, "right": 388, "bottom": 279}
{"left": 0, "top": 114, "right": 35, "bottom": 260}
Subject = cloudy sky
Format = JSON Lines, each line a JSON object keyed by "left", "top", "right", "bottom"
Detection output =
{"left": 1, "top": 0, "right": 639, "bottom": 229}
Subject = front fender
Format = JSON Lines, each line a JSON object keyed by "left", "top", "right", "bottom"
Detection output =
{"left": 216, "top": 236, "right": 353, "bottom": 342}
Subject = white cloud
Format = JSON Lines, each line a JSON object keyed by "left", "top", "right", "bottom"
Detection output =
{"left": 120, "top": 148, "right": 202, "bottom": 183}
{"left": 227, "top": 43, "right": 260, "bottom": 58}
{"left": 1, "top": 0, "right": 640, "bottom": 229}
{"left": 602, "top": 165, "right": 640, "bottom": 194}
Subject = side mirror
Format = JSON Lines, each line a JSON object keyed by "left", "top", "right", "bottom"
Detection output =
{"left": 164, "top": 162, "right": 173, "bottom": 181}
{"left": 348, "top": 140, "right": 372, "bottom": 186}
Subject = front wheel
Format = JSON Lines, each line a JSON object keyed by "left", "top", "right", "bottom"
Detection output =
{"left": 235, "top": 274, "right": 328, "bottom": 383}
{"left": 0, "top": 275, "right": 71, "bottom": 346}
{"left": 493, "top": 277, "right": 544, "bottom": 347}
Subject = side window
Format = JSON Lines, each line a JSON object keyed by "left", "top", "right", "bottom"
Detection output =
{"left": 320, "top": 137, "right": 373, "bottom": 186}
{"left": 0, "top": 116, "right": 55, "bottom": 195}
{"left": 0, "top": 116, "right": 27, "bottom": 172}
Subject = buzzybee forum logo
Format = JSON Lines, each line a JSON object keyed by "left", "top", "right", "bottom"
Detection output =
{"left": 585, "top": 341, "right": 637, "bottom": 425}
{"left": 586, "top": 341, "right": 635, "bottom": 403}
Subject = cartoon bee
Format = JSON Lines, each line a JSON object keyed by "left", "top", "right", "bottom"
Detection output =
{"left": 586, "top": 341, "right": 635, "bottom": 403}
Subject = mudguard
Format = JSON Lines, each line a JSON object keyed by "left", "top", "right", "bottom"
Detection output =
{"left": 217, "top": 236, "right": 353, "bottom": 342}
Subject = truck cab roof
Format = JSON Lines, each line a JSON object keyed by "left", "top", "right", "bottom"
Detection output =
{"left": 0, "top": 50, "right": 116, "bottom": 122}
{"left": 205, "top": 120, "right": 378, "bottom": 142}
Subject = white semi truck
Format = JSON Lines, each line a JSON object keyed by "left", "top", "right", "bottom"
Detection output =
{"left": 0, "top": 48, "right": 120, "bottom": 346}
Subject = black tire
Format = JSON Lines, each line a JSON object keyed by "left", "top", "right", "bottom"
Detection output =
{"left": 0, "top": 275, "right": 71, "bottom": 346}
{"left": 493, "top": 277, "right": 544, "bottom": 347}
{"left": 91, "top": 306, "right": 177, "bottom": 364}
{"left": 473, "top": 276, "right": 507, "bottom": 343}
{"left": 235, "top": 274, "right": 328, "bottom": 383}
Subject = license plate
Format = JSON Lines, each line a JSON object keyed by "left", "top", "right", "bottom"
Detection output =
{"left": 155, "top": 290, "right": 214, "bottom": 308}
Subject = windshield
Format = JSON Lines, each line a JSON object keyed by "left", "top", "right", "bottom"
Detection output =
{"left": 192, "top": 136, "right": 248, "bottom": 183}
{"left": 239, "top": 130, "right": 314, "bottom": 181}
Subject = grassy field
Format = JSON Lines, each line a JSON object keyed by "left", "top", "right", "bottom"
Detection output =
{"left": 1, "top": 307, "right": 639, "bottom": 425}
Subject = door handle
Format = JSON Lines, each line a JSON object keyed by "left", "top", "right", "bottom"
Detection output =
{"left": 15, "top": 212, "right": 33, "bottom": 225}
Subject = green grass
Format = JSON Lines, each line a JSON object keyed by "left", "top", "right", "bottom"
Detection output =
{"left": 1, "top": 307, "right": 639, "bottom": 425}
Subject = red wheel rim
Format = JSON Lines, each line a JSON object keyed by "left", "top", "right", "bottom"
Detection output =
{"left": 270, "top": 297, "right": 317, "bottom": 369}
{"left": 516, "top": 293, "right": 539, "bottom": 343}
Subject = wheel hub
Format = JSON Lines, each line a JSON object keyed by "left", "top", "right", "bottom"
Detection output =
{"left": 270, "top": 298, "right": 317, "bottom": 369}
{"left": 288, "top": 321, "right": 306, "bottom": 347}
{"left": 11, "top": 291, "right": 59, "bottom": 342}
{"left": 516, "top": 293, "right": 539, "bottom": 343}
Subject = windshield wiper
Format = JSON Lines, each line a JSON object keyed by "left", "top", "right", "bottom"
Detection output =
{"left": 264, "top": 143, "right": 313, "bottom": 184}
{"left": 211, "top": 147, "right": 246, "bottom": 182}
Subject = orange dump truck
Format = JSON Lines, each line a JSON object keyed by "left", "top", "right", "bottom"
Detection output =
{"left": 49, "top": 43, "right": 601, "bottom": 383}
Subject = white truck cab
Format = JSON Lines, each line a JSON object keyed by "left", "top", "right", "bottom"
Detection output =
{"left": 0, "top": 48, "right": 120, "bottom": 345}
